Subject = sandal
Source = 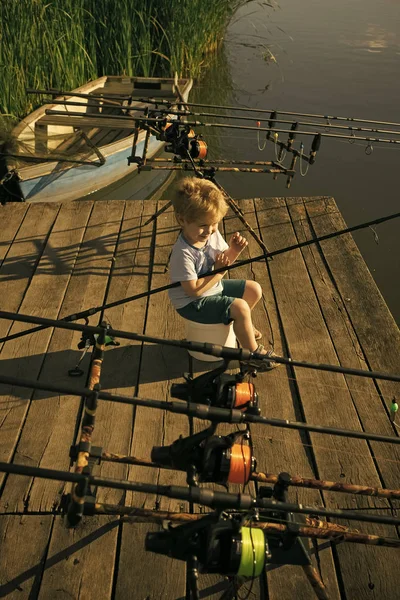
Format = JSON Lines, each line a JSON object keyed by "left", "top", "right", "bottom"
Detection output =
{"left": 253, "top": 328, "right": 262, "bottom": 341}
{"left": 241, "top": 345, "right": 279, "bottom": 372}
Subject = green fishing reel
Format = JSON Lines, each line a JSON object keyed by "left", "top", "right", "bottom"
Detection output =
{"left": 68, "top": 328, "right": 120, "bottom": 377}
{"left": 145, "top": 513, "right": 268, "bottom": 578}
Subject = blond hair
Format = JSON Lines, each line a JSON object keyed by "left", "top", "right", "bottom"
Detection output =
{"left": 172, "top": 177, "right": 228, "bottom": 223}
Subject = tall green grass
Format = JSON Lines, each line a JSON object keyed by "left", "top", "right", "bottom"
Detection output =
{"left": 0, "top": 0, "right": 248, "bottom": 118}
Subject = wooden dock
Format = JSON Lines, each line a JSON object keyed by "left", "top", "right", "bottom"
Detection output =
{"left": 0, "top": 196, "right": 399, "bottom": 600}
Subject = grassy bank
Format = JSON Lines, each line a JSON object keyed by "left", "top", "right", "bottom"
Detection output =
{"left": 0, "top": 0, "right": 247, "bottom": 118}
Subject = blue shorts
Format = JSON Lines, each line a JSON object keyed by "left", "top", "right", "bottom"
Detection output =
{"left": 177, "top": 279, "right": 246, "bottom": 325}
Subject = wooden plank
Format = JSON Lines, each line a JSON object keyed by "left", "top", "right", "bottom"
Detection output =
{"left": 303, "top": 197, "right": 400, "bottom": 438}
{"left": 38, "top": 516, "right": 118, "bottom": 600}
{"left": 287, "top": 197, "right": 400, "bottom": 499}
{"left": 0, "top": 203, "right": 28, "bottom": 266}
{"left": 222, "top": 201, "right": 340, "bottom": 600}
{"left": 79, "top": 199, "right": 155, "bottom": 509}
{"left": 0, "top": 201, "right": 125, "bottom": 513}
{"left": 114, "top": 203, "right": 189, "bottom": 600}
{"left": 0, "top": 515, "right": 53, "bottom": 599}
{"left": 0, "top": 202, "right": 93, "bottom": 492}
{"left": 255, "top": 197, "right": 400, "bottom": 600}
{"left": 40, "top": 114, "right": 138, "bottom": 130}
{"left": 0, "top": 203, "right": 59, "bottom": 344}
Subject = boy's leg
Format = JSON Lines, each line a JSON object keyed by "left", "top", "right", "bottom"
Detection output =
{"left": 222, "top": 280, "right": 263, "bottom": 340}
{"left": 242, "top": 280, "right": 262, "bottom": 309}
{"left": 222, "top": 279, "right": 262, "bottom": 309}
{"left": 229, "top": 298, "right": 261, "bottom": 352}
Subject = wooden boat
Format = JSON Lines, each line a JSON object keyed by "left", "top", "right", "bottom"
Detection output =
{"left": 3, "top": 75, "right": 193, "bottom": 203}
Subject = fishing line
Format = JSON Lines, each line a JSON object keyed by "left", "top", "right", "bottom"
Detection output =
{"left": 257, "top": 121, "right": 267, "bottom": 150}
{"left": 238, "top": 525, "right": 265, "bottom": 577}
{"left": 299, "top": 143, "right": 310, "bottom": 177}
{"left": 234, "top": 511, "right": 257, "bottom": 600}
{"left": 229, "top": 443, "right": 252, "bottom": 485}
{"left": 274, "top": 135, "right": 287, "bottom": 163}
{"left": 231, "top": 382, "right": 257, "bottom": 410}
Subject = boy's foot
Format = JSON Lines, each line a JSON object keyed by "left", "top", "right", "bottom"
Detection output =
{"left": 241, "top": 345, "right": 279, "bottom": 372}
{"left": 254, "top": 328, "right": 262, "bottom": 341}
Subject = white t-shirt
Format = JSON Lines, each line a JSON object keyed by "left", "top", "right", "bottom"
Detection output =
{"left": 168, "top": 230, "right": 229, "bottom": 309}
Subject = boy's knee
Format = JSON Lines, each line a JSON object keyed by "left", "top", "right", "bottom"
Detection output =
{"left": 245, "top": 280, "right": 262, "bottom": 299}
{"left": 252, "top": 281, "right": 262, "bottom": 300}
{"left": 230, "top": 298, "right": 250, "bottom": 318}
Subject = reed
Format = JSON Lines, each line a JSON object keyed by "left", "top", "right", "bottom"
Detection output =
{"left": 0, "top": 0, "right": 248, "bottom": 118}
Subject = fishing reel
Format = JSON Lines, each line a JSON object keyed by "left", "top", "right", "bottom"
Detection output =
{"left": 68, "top": 322, "right": 120, "bottom": 377}
{"left": 146, "top": 513, "right": 269, "bottom": 578}
{"left": 151, "top": 425, "right": 256, "bottom": 486}
{"left": 171, "top": 361, "right": 260, "bottom": 414}
{"left": 162, "top": 121, "right": 208, "bottom": 160}
{"left": 146, "top": 505, "right": 312, "bottom": 584}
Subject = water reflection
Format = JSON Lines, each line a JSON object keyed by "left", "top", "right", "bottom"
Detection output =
{"left": 340, "top": 24, "right": 399, "bottom": 53}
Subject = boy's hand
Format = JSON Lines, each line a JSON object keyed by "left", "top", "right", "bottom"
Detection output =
{"left": 214, "top": 252, "right": 231, "bottom": 271}
{"left": 229, "top": 232, "right": 248, "bottom": 254}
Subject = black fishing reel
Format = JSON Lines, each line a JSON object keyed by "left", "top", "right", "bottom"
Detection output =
{"left": 171, "top": 361, "right": 260, "bottom": 415}
{"left": 161, "top": 121, "right": 208, "bottom": 160}
{"left": 151, "top": 426, "right": 256, "bottom": 487}
{"left": 145, "top": 513, "right": 269, "bottom": 578}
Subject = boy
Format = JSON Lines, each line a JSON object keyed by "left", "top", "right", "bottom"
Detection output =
{"left": 168, "top": 177, "right": 276, "bottom": 370}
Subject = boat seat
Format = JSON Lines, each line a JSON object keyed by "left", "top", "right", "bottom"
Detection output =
{"left": 38, "top": 114, "right": 138, "bottom": 130}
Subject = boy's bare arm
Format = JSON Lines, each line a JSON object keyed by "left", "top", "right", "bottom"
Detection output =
{"left": 180, "top": 253, "right": 230, "bottom": 298}
{"left": 222, "top": 232, "right": 248, "bottom": 263}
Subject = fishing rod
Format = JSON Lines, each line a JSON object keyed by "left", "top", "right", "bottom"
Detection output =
{"left": 1, "top": 311, "right": 400, "bottom": 383}
{"left": 0, "top": 460, "right": 399, "bottom": 526}
{"left": 1, "top": 209, "right": 399, "bottom": 347}
{"left": 44, "top": 100, "right": 400, "bottom": 138}
{"left": 150, "top": 158, "right": 291, "bottom": 165}
{"left": 28, "top": 88, "right": 400, "bottom": 129}
{"left": 139, "top": 97, "right": 400, "bottom": 129}
{"left": 100, "top": 450, "right": 400, "bottom": 501}
{"left": 99, "top": 432, "right": 400, "bottom": 500}
{"left": 45, "top": 109, "right": 400, "bottom": 146}
{"left": 26, "top": 88, "right": 133, "bottom": 103}
{"left": 66, "top": 322, "right": 108, "bottom": 526}
{"left": 1, "top": 370, "right": 400, "bottom": 442}
{"left": 99, "top": 506, "right": 400, "bottom": 549}
{"left": 138, "top": 164, "right": 292, "bottom": 175}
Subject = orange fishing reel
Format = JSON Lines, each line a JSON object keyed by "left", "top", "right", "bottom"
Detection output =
{"left": 171, "top": 361, "right": 260, "bottom": 415}
{"left": 161, "top": 121, "right": 208, "bottom": 160}
{"left": 151, "top": 426, "right": 256, "bottom": 486}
